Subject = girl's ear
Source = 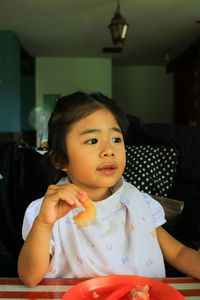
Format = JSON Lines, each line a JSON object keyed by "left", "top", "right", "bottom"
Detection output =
{"left": 62, "top": 166, "right": 68, "bottom": 172}
{"left": 48, "top": 150, "right": 67, "bottom": 171}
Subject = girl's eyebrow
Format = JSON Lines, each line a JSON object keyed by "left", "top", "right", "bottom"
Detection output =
{"left": 79, "top": 127, "right": 121, "bottom": 136}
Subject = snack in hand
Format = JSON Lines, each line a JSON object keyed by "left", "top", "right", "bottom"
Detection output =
{"left": 73, "top": 197, "right": 97, "bottom": 227}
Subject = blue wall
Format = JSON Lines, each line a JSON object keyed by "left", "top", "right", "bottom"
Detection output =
{"left": 0, "top": 31, "right": 21, "bottom": 132}
{"left": 21, "top": 75, "right": 35, "bottom": 131}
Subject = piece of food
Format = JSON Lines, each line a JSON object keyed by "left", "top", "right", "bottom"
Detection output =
{"left": 73, "top": 197, "right": 97, "bottom": 227}
{"left": 92, "top": 291, "right": 100, "bottom": 298}
{"left": 128, "top": 285, "right": 150, "bottom": 300}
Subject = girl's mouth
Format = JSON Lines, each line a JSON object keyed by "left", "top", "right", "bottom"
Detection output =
{"left": 97, "top": 165, "right": 116, "bottom": 175}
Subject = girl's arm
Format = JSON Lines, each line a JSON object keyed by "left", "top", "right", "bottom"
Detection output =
{"left": 156, "top": 226, "right": 200, "bottom": 279}
{"left": 18, "top": 183, "right": 87, "bottom": 287}
{"left": 18, "top": 216, "right": 53, "bottom": 287}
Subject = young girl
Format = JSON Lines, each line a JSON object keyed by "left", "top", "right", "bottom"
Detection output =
{"left": 18, "top": 92, "right": 200, "bottom": 287}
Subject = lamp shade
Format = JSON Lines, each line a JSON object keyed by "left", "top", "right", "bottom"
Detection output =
{"left": 108, "top": 2, "right": 129, "bottom": 45}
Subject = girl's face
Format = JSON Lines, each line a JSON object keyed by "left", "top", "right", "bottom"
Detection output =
{"left": 64, "top": 108, "right": 126, "bottom": 200}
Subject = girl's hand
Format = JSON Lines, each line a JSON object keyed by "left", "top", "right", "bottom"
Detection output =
{"left": 37, "top": 184, "right": 87, "bottom": 225}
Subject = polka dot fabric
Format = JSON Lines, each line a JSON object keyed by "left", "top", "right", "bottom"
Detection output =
{"left": 123, "top": 145, "right": 179, "bottom": 197}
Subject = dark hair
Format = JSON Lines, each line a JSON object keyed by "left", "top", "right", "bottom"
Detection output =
{"left": 48, "top": 91, "right": 127, "bottom": 169}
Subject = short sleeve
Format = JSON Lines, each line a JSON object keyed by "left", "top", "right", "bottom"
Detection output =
{"left": 22, "top": 197, "right": 54, "bottom": 255}
{"left": 142, "top": 193, "right": 166, "bottom": 228}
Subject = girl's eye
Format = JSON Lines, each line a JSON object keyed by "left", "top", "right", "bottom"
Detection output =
{"left": 86, "top": 138, "right": 98, "bottom": 144}
{"left": 112, "top": 137, "right": 121, "bottom": 143}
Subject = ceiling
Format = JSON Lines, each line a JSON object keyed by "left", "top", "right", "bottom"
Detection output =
{"left": 0, "top": 0, "right": 200, "bottom": 65}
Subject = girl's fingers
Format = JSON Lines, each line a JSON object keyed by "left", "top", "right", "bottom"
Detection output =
{"left": 45, "top": 184, "right": 87, "bottom": 207}
{"left": 77, "top": 194, "right": 87, "bottom": 203}
{"left": 49, "top": 190, "right": 81, "bottom": 207}
{"left": 48, "top": 184, "right": 86, "bottom": 197}
{"left": 78, "top": 190, "right": 87, "bottom": 197}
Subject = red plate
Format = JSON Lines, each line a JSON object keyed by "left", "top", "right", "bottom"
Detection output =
{"left": 62, "top": 275, "right": 185, "bottom": 300}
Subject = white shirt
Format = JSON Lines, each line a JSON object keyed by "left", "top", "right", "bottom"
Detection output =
{"left": 22, "top": 176, "right": 166, "bottom": 278}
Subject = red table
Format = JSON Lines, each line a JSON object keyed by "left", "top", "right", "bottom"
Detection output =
{"left": 0, "top": 277, "right": 200, "bottom": 299}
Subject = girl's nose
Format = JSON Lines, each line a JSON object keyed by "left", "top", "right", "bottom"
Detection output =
{"left": 100, "top": 144, "right": 115, "bottom": 157}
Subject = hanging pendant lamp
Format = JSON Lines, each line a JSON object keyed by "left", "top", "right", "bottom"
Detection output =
{"left": 108, "top": 0, "right": 129, "bottom": 45}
